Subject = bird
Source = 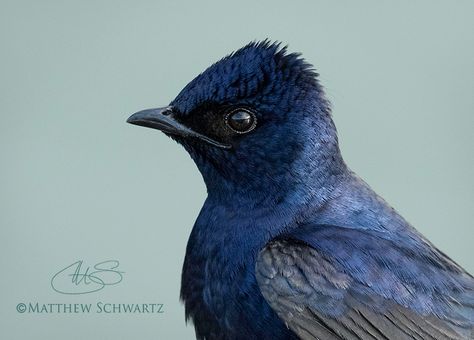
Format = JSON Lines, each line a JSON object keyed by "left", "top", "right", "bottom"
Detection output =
{"left": 127, "top": 40, "right": 474, "bottom": 340}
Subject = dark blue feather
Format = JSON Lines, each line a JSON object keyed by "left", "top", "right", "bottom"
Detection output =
{"left": 130, "top": 40, "right": 474, "bottom": 339}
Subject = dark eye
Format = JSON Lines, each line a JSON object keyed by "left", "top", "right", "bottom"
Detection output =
{"left": 225, "top": 108, "right": 257, "bottom": 134}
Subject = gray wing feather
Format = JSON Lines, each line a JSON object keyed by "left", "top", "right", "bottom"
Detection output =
{"left": 256, "top": 239, "right": 474, "bottom": 340}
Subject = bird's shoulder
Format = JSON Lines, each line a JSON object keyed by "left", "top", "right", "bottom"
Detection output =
{"left": 255, "top": 224, "right": 474, "bottom": 339}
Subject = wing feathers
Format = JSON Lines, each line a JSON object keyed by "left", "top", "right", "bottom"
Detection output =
{"left": 256, "top": 232, "right": 474, "bottom": 340}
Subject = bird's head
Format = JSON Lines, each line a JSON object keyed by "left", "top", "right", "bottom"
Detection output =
{"left": 128, "top": 41, "right": 346, "bottom": 201}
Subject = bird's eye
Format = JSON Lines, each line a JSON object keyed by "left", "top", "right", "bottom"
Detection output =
{"left": 224, "top": 108, "right": 257, "bottom": 134}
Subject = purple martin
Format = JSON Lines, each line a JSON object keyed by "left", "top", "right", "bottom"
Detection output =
{"left": 127, "top": 41, "right": 474, "bottom": 339}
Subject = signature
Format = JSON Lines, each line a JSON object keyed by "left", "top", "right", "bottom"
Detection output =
{"left": 51, "top": 260, "right": 124, "bottom": 295}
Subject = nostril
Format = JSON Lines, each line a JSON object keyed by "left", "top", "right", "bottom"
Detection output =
{"left": 162, "top": 107, "right": 174, "bottom": 116}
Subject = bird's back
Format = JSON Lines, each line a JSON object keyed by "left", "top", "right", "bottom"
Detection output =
{"left": 256, "top": 172, "right": 474, "bottom": 339}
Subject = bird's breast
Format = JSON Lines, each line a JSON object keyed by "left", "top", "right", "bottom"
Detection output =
{"left": 180, "top": 208, "right": 297, "bottom": 339}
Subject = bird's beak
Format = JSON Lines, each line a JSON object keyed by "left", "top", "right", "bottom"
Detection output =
{"left": 127, "top": 106, "right": 231, "bottom": 149}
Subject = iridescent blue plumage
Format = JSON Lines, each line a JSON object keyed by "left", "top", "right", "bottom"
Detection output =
{"left": 128, "top": 41, "right": 474, "bottom": 339}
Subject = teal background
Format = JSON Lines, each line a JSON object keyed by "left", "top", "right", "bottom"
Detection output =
{"left": 1, "top": 1, "right": 473, "bottom": 339}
